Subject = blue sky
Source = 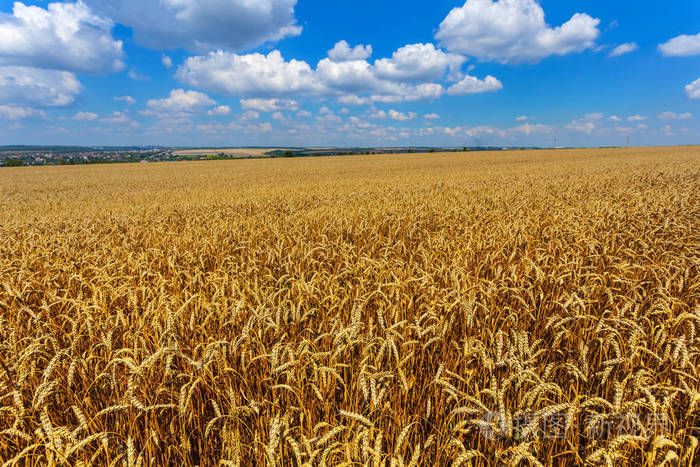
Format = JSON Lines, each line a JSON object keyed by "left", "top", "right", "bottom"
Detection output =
{"left": 0, "top": 0, "right": 699, "bottom": 147}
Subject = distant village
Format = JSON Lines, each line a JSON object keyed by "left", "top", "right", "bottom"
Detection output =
{"left": 0, "top": 148, "right": 174, "bottom": 166}
{"left": 1, "top": 145, "right": 540, "bottom": 167}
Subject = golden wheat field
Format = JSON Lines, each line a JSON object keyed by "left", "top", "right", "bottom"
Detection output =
{"left": 0, "top": 147, "right": 699, "bottom": 466}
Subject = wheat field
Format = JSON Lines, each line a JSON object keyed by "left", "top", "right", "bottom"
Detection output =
{"left": 0, "top": 147, "right": 698, "bottom": 466}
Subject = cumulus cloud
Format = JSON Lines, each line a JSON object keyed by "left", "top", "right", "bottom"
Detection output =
{"left": 609, "top": 42, "right": 638, "bottom": 57}
{"left": 374, "top": 43, "right": 466, "bottom": 82}
{"left": 177, "top": 50, "right": 319, "bottom": 97}
{"left": 659, "top": 33, "right": 700, "bottom": 57}
{"left": 566, "top": 121, "right": 595, "bottom": 133}
{"left": 328, "top": 41, "right": 372, "bottom": 62}
{"left": 614, "top": 126, "right": 634, "bottom": 135}
{"left": 0, "top": 105, "right": 47, "bottom": 120}
{"left": 0, "top": 1, "right": 123, "bottom": 74}
{"left": 128, "top": 70, "right": 150, "bottom": 81}
{"left": 627, "top": 115, "right": 647, "bottom": 121}
{"left": 447, "top": 74, "right": 503, "bottom": 95}
{"left": 388, "top": 109, "right": 417, "bottom": 121}
{"left": 86, "top": 0, "right": 301, "bottom": 53}
{"left": 177, "top": 46, "right": 497, "bottom": 104}
{"left": 441, "top": 125, "right": 505, "bottom": 138}
{"left": 206, "top": 105, "right": 231, "bottom": 116}
{"left": 240, "top": 98, "right": 299, "bottom": 112}
{"left": 316, "top": 108, "right": 341, "bottom": 124}
{"left": 657, "top": 111, "right": 692, "bottom": 120}
{"left": 686, "top": 78, "right": 700, "bottom": 99}
{"left": 100, "top": 111, "right": 132, "bottom": 124}
{"left": 114, "top": 95, "right": 136, "bottom": 105}
{"left": 435, "top": 0, "right": 600, "bottom": 63}
{"left": 315, "top": 58, "right": 379, "bottom": 94}
{"left": 608, "top": 115, "right": 621, "bottom": 122}
{"left": 246, "top": 122, "right": 272, "bottom": 132}
{"left": 271, "top": 111, "right": 287, "bottom": 121}
{"left": 393, "top": 83, "right": 445, "bottom": 102}
{"left": 338, "top": 95, "right": 370, "bottom": 106}
{"left": 143, "top": 89, "right": 220, "bottom": 119}
{"left": 0, "top": 66, "right": 82, "bottom": 106}
{"left": 566, "top": 113, "right": 603, "bottom": 133}
{"left": 510, "top": 123, "right": 553, "bottom": 136}
{"left": 162, "top": 55, "right": 173, "bottom": 68}
{"left": 424, "top": 113, "right": 440, "bottom": 120}
{"left": 74, "top": 111, "right": 99, "bottom": 121}
{"left": 238, "top": 110, "right": 260, "bottom": 121}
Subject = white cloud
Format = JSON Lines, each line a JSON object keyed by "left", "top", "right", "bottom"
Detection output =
{"left": 441, "top": 125, "right": 506, "bottom": 138}
{"left": 657, "top": 111, "right": 692, "bottom": 120}
{"left": 128, "top": 69, "right": 150, "bottom": 81}
{"left": 316, "top": 54, "right": 449, "bottom": 100}
{"left": 145, "top": 89, "right": 216, "bottom": 116}
{"left": 627, "top": 114, "right": 647, "bottom": 121}
{"left": 206, "top": 105, "right": 231, "bottom": 116}
{"left": 240, "top": 98, "right": 299, "bottom": 112}
{"left": 0, "top": 1, "right": 123, "bottom": 74}
{"left": 403, "top": 83, "right": 446, "bottom": 101}
{"left": 447, "top": 74, "right": 503, "bottom": 95}
{"left": 566, "top": 121, "right": 595, "bottom": 133}
{"left": 74, "top": 111, "right": 98, "bottom": 121}
{"left": 297, "top": 110, "right": 312, "bottom": 117}
{"left": 86, "top": 0, "right": 301, "bottom": 53}
{"left": 114, "top": 95, "right": 136, "bottom": 105}
{"left": 388, "top": 109, "right": 417, "bottom": 121}
{"left": 608, "top": 115, "right": 621, "bottom": 122}
{"left": 436, "top": 0, "right": 600, "bottom": 63}
{"left": 0, "top": 66, "right": 82, "bottom": 106}
{"left": 686, "top": 78, "right": 700, "bottom": 99}
{"left": 177, "top": 47, "right": 495, "bottom": 104}
{"left": 177, "top": 50, "right": 319, "bottom": 97}
{"left": 658, "top": 33, "right": 700, "bottom": 57}
{"left": 609, "top": 42, "right": 638, "bottom": 57}
{"left": 374, "top": 43, "right": 466, "bottom": 82}
{"left": 162, "top": 55, "right": 173, "bottom": 68}
{"left": 424, "top": 113, "right": 440, "bottom": 120}
{"left": 316, "top": 108, "right": 341, "bottom": 124}
{"left": 315, "top": 58, "right": 379, "bottom": 94}
{"left": 510, "top": 123, "right": 552, "bottom": 135}
{"left": 338, "top": 95, "right": 370, "bottom": 106}
{"left": 372, "top": 96, "right": 403, "bottom": 103}
{"left": 328, "top": 40, "right": 372, "bottom": 62}
{"left": 238, "top": 110, "right": 260, "bottom": 121}
{"left": 246, "top": 122, "right": 272, "bottom": 132}
{"left": 515, "top": 115, "right": 528, "bottom": 121}
{"left": 369, "top": 110, "right": 387, "bottom": 119}
{"left": 566, "top": 113, "right": 603, "bottom": 133}
{"left": 615, "top": 126, "right": 634, "bottom": 134}
{"left": 100, "top": 111, "right": 131, "bottom": 124}
{"left": 660, "top": 125, "right": 674, "bottom": 136}
{"left": 0, "top": 105, "right": 47, "bottom": 120}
